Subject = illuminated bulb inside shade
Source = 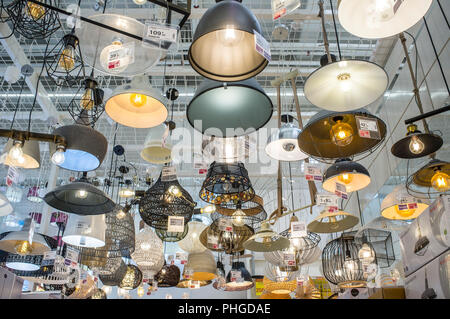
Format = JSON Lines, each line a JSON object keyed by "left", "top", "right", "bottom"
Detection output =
{"left": 137, "top": 285, "right": 145, "bottom": 297}
{"left": 431, "top": 170, "right": 450, "bottom": 192}
{"left": 216, "top": 26, "right": 244, "bottom": 46}
{"left": 343, "top": 260, "right": 358, "bottom": 272}
{"left": 140, "top": 242, "right": 151, "bottom": 251}
{"left": 409, "top": 135, "right": 425, "bottom": 154}
{"left": 58, "top": 45, "right": 76, "bottom": 71}
{"left": 338, "top": 173, "right": 353, "bottom": 184}
{"left": 116, "top": 209, "right": 126, "bottom": 219}
{"left": 231, "top": 209, "right": 246, "bottom": 226}
{"left": 80, "top": 88, "right": 94, "bottom": 110}
{"left": 119, "top": 188, "right": 135, "bottom": 198}
{"left": 358, "top": 243, "right": 375, "bottom": 263}
{"left": 26, "top": 2, "right": 46, "bottom": 20}
{"left": 17, "top": 156, "right": 25, "bottom": 165}
{"left": 337, "top": 73, "right": 351, "bottom": 92}
{"left": 15, "top": 240, "right": 32, "bottom": 255}
{"left": 9, "top": 141, "right": 23, "bottom": 160}
{"left": 130, "top": 93, "right": 147, "bottom": 107}
{"left": 201, "top": 205, "right": 216, "bottom": 214}
{"left": 367, "top": 0, "right": 397, "bottom": 24}
{"left": 51, "top": 148, "right": 65, "bottom": 165}
{"left": 167, "top": 185, "right": 181, "bottom": 197}
{"left": 330, "top": 120, "right": 353, "bottom": 147}
{"left": 76, "top": 189, "right": 88, "bottom": 199}
{"left": 262, "top": 236, "right": 272, "bottom": 247}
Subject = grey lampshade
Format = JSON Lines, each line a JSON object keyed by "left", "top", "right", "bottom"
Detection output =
{"left": 44, "top": 178, "right": 115, "bottom": 215}
{"left": 322, "top": 158, "right": 371, "bottom": 193}
{"left": 188, "top": 0, "right": 268, "bottom": 81}
{"left": 187, "top": 78, "right": 273, "bottom": 137}
{"left": 49, "top": 124, "right": 108, "bottom": 172}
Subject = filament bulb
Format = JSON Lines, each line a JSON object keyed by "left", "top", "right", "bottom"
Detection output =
{"left": 431, "top": 170, "right": 450, "bottom": 192}
{"left": 338, "top": 173, "right": 353, "bottom": 184}
{"left": 330, "top": 120, "right": 353, "bottom": 147}
{"left": 58, "top": 45, "right": 76, "bottom": 71}
{"left": 15, "top": 240, "right": 32, "bottom": 255}
{"left": 409, "top": 135, "right": 425, "bottom": 155}
{"left": 130, "top": 93, "right": 147, "bottom": 107}
{"left": 26, "top": 2, "right": 46, "bottom": 20}
{"left": 80, "top": 88, "right": 94, "bottom": 110}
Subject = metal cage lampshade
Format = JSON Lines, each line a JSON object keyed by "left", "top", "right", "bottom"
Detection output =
{"left": 178, "top": 221, "right": 207, "bottom": 253}
{"left": 188, "top": 0, "right": 268, "bottom": 82}
{"left": 411, "top": 159, "right": 450, "bottom": 193}
{"left": 187, "top": 78, "right": 273, "bottom": 137}
{"left": 49, "top": 124, "right": 108, "bottom": 172}
{"left": 200, "top": 220, "right": 254, "bottom": 254}
{"left": 105, "top": 75, "right": 168, "bottom": 128}
{"left": 322, "top": 158, "right": 371, "bottom": 193}
{"left": 297, "top": 109, "right": 387, "bottom": 161}
{"left": 185, "top": 249, "right": 217, "bottom": 281}
{"left": 200, "top": 162, "right": 255, "bottom": 205}
{"left": 224, "top": 261, "right": 254, "bottom": 291}
{"left": 0, "top": 193, "right": 13, "bottom": 217}
{"left": 131, "top": 225, "right": 164, "bottom": 281}
{"left": 99, "top": 258, "right": 128, "bottom": 286}
{"left": 355, "top": 228, "right": 395, "bottom": 269}
{"left": 62, "top": 214, "right": 106, "bottom": 248}
{"left": 67, "top": 79, "right": 105, "bottom": 126}
{"left": 322, "top": 232, "right": 367, "bottom": 289}
{"left": 1, "top": 138, "right": 40, "bottom": 169}
{"left": 307, "top": 210, "right": 359, "bottom": 233}
{"left": 155, "top": 264, "right": 181, "bottom": 287}
{"left": 243, "top": 222, "right": 290, "bottom": 252}
{"left": 211, "top": 206, "right": 266, "bottom": 232}
{"left": 338, "top": 0, "right": 433, "bottom": 39}
{"left": 303, "top": 59, "right": 388, "bottom": 111}
{"left": 391, "top": 124, "right": 443, "bottom": 159}
{"left": 140, "top": 123, "right": 172, "bottom": 164}
{"left": 380, "top": 185, "right": 430, "bottom": 220}
{"left": 119, "top": 264, "right": 143, "bottom": 290}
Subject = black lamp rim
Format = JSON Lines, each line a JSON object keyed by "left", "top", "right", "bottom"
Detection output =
{"left": 391, "top": 133, "right": 443, "bottom": 159}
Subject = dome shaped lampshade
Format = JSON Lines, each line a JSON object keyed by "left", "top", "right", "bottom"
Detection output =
{"left": 322, "top": 158, "right": 371, "bottom": 193}
{"left": 0, "top": 193, "right": 13, "bottom": 216}
{"left": 49, "top": 124, "right": 108, "bottom": 172}
{"left": 297, "top": 109, "right": 387, "bottom": 160}
{"left": 43, "top": 176, "right": 115, "bottom": 216}
{"left": 105, "top": 75, "right": 168, "bottom": 128}
{"left": 391, "top": 124, "right": 443, "bottom": 159}
{"left": 307, "top": 210, "right": 359, "bottom": 233}
{"left": 243, "top": 222, "right": 290, "bottom": 252}
{"left": 304, "top": 59, "right": 388, "bottom": 111}
{"left": 265, "top": 116, "right": 308, "bottom": 162}
{"left": 119, "top": 264, "right": 143, "bottom": 290}
{"left": 131, "top": 225, "right": 164, "bottom": 281}
{"left": 155, "top": 264, "right": 181, "bottom": 287}
{"left": 380, "top": 185, "right": 430, "bottom": 220}
{"left": 322, "top": 232, "right": 367, "bottom": 289}
{"left": 1, "top": 139, "right": 40, "bottom": 169}
{"left": 99, "top": 258, "right": 128, "bottom": 286}
{"left": 62, "top": 214, "right": 106, "bottom": 248}
{"left": 185, "top": 250, "right": 217, "bottom": 281}
{"left": 75, "top": 14, "right": 162, "bottom": 77}
{"left": 140, "top": 123, "right": 172, "bottom": 164}
{"left": 187, "top": 79, "right": 273, "bottom": 137}
{"left": 188, "top": 0, "right": 268, "bottom": 82}
{"left": 178, "top": 221, "right": 207, "bottom": 253}
{"left": 224, "top": 261, "right": 254, "bottom": 291}
{"left": 338, "top": 0, "right": 433, "bottom": 39}
{"left": 200, "top": 221, "right": 254, "bottom": 254}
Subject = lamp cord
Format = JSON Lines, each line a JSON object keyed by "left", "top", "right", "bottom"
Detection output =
{"left": 27, "top": 60, "right": 46, "bottom": 135}
{"left": 436, "top": 0, "right": 449, "bottom": 29}
{"left": 9, "top": 75, "right": 26, "bottom": 130}
{"left": 329, "top": 0, "right": 342, "bottom": 60}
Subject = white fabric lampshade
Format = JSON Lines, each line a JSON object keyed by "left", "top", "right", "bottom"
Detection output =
{"left": 63, "top": 214, "right": 106, "bottom": 248}
{"left": 178, "top": 221, "right": 207, "bottom": 254}
{"left": 140, "top": 123, "right": 172, "bottom": 164}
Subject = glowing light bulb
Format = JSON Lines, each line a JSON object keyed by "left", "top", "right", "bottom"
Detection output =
{"left": 344, "top": 260, "right": 358, "bottom": 272}
{"left": 167, "top": 185, "right": 181, "bottom": 197}
{"left": 431, "top": 171, "right": 450, "bottom": 192}
{"left": 116, "top": 209, "right": 126, "bottom": 219}
{"left": 130, "top": 93, "right": 147, "bottom": 107}
{"left": 17, "top": 156, "right": 25, "bottom": 165}
{"left": 76, "top": 189, "right": 88, "bottom": 199}
{"left": 80, "top": 88, "right": 95, "bottom": 110}
{"left": 140, "top": 242, "right": 151, "bottom": 251}
{"left": 216, "top": 26, "right": 243, "bottom": 46}
{"left": 26, "top": 2, "right": 46, "bottom": 20}
{"left": 119, "top": 188, "right": 135, "bottom": 198}
{"left": 231, "top": 209, "right": 246, "bottom": 227}
{"left": 358, "top": 243, "right": 375, "bottom": 263}
{"left": 137, "top": 285, "right": 145, "bottom": 297}
{"left": 58, "top": 44, "right": 76, "bottom": 72}
{"left": 337, "top": 73, "right": 351, "bottom": 92}
{"left": 9, "top": 141, "right": 23, "bottom": 160}
{"left": 201, "top": 205, "right": 216, "bottom": 214}
{"left": 338, "top": 173, "right": 353, "bottom": 184}
{"left": 133, "top": 0, "right": 147, "bottom": 5}
{"left": 51, "top": 148, "right": 65, "bottom": 165}
{"left": 330, "top": 120, "right": 353, "bottom": 147}
{"left": 15, "top": 240, "right": 32, "bottom": 255}
{"left": 409, "top": 135, "right": 425, "bottom": 155}
{"left": 262, "top": 236, "right": 272, "bottom": 247}
{"left": 367, "top": 0, "right": 396, "bottom": 24}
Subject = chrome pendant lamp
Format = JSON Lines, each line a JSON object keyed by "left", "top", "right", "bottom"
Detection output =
{"left": 322, "top": 158, "right": 371, "bottom": 194}
{"left": 188, "top": 0, "right": 268, "bottom": 82}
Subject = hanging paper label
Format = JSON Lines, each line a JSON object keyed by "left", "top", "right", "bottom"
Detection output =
{"left": 161, "top": 166, "right": 177, "bottom": 181}
{"left": 41, "top": 250, "right": 56, "bottom": 267}
{"left": 189, "top": 280, "right": 201, "bottom": 289}
{"left": 304, "top": 163, "right": 322, "bottom": 181}
{"left": 254, "top": 30, "right": 271, "bottom": 61}
{"left": 335, "top": 182, "right": 348, "bottom": 199}
{"left": 218, "top": 218, "right": 233, "bottom": 232}
{"left": 290, "top": 221, "right": 307, "bottom": 237}
{"left": 167, "top": 216, "right": 185, "bottom": 232}
{"left": 356, "top": 116, "right": 381, "bottom": 140}
{"left": 184, "top": 268, "right": 194, "bottom": 280}
{"left": 230, "top": 270, "right": 242, "bottom": 282}
{"left": 207, "top": 234, "right": 219, "bottom": 249}
{"left": 316, "top": 194, "right": 340, "bottom": 208}
{"left": 64, "top": 246, "right": 79, "bottom": 268}
{"left": 176, "top": 252, "right": 188, "bottom": 264}
{"left": 143, "top": 22, "right": 179, "bottom": 51}
{"left": 271, "top": 0, "right": 301, "bottom": 20}
{"left": 76, "top": 220, "right": 90, "bottom": 232}
{"left": 167, "top": 254, "right": 175, "bottom": 265}
{"left": 6, "top": 166, "right": 19, "bottom": 186}
{"left": 28, "top": 219, "right": 36, "bottom": 245}
{"left": 283, "top": 252, "right": 296, "bottom": 266}
{"left": 107, "top": 42, "right": 135, "bottom": 70}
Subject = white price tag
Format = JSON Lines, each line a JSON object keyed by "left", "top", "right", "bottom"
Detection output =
{"left": 167, "top": 254, "right": 175, "bottom": 265}
{"left": 316, "top": 194, "right": 340, "bottom": 208}
{"left": 175, "top": 252, "right": 188, "bottom": 264}
{"left": 189, "top": 280, "right": 201, "bottom": 289}
{"left": 230, "top": 270, "right": 242, "bottom": 282}
{"left": 335, "top": 182, "right": 348, "bottom": 199}
{"left": 64, "top": 246, "right": 79, "bottom": 268}
{"left": 6, "top": 166, "right": 19, "bottom": 186}
{"left": 218, "top": 218, "right": 233, "bottom": 232}
{"left": 304, "top": 163, "right": 323, "bottom": 181}
{"left": 254, "top": 30, "right": 271, "bottom": 61}
{"left": 107, "top": 42, "right": 135, "bottom": 70}
{"left": 397, "top": 203, "right": 418, "bottom": 211}
{"left": 184, "top": 268, "right": 194, "bottom": 280}
{"left": 43, "top": 250, "right": 56, "bottom": 261}
{"left": 290, "top": 221, "right": 307, "bottom": 238}
{"left": 207, "top": 234, "right": 219, "bottom": 249}
{"left": 144, "top": 22, "right": 179, "bottom": 45}
{"left": 161, "top": 166, "right": 177, "bottom": 181}
{"left": 167, "top": 216, "right": 185, "bottom": 232}
{"left": 356, "top": 116, "right": 381, "bottom": 140}
{"left": 271, "top": 0, "right": 300, "bottom": 20}
{"left": 283, "top": 252, "right": 296, "bottom": 266}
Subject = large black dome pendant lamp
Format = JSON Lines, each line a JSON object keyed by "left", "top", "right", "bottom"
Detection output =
{"left": 188, "top": 0, "right": 268, "bottom": 82}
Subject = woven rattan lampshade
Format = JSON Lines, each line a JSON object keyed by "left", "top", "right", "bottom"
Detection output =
{"left": 131, "top": 225, "right": 164, "bottom": 281}
{"left": 119, "top": 264, "right": 143, "bottom": 290}
{"left": 99, "top": 258, "right": 128, "bottom": 286}
{"left": 308, "top": 210, "right": 359, "bottom": 233}
{"left": 178, "top": 221, "right": 207, "bottom": 253}
{"left": 187, "top": 78, "right": 273, "bottom": 137}
{"left": 224, "top": 261, "right": 254, "bottom": 291}
{"left": 105, "top": 76, "right": 168, "bottom": 128}
{"left": 62, "top": 214, "right": 106, "bottom": 248}
{"left": 139, "top": 173, "right": 195, "bottom": 230}
{"left": 1, "top": 138, "right": 40, "bottom": 169}
{"left": 380, "top": 185, "right": 430, "bottom": 220}
{"left": 49, "top": 124, "right": 108, "bottom": 172}
{"left": 0, "top": 193, "right": 13, "bottom": 217}
{"left": 154, "top": 264, "right": 181, "bottom": 287}
{"left": 297, "top": 109, "right": 387, "bottom": 160}
{"left": 215, "top": 195, "right": 265, "bottom": 218}
{"left": 322, "top": 158, "right": 371, "bottom": 193}
{"left": 188, "top": 0, "right": 268, "bottom": 82}
{"left": 185, "top": 250, "right": 217, "bottom": 281}
{"left": 243, "top": 222, "right": 290, "bottom": 252}
{"left": 262, "top": 276, "right": 297, "bottom": 295}
{"left": 155, "top": 224, "right": 189, "bottom": 242}
{"left": 200, "top": 162, "right": 255, "bottom": 205}
{"left": 140, "top": 123, "right": 172, "bottom": 164}
{"left": 200, "top": 220, "right": 254, "bottom": 254}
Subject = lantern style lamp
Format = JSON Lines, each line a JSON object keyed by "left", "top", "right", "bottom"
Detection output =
{"left": 337, "top": 0, "right": 433, "bottom": 39}
{"left": 322, "top": 158, "right": 371, "bottom": 193}
{"left": 188, "top": 0, "right": 268, "bottom": 82}
{"left": 1, "top": 138, "right": 40, "bottom": 169}
{"left": 67, "top": 78, "right": 105, "bottom": 126}
{"left": 243, "top": 222, "right": 290, "bottom": 252}
{"left": 308, "top": 210, "right": 359, "bottom": 233}
{"left": 391, "top": 124, "right": 443, "bottom": 159}
{"left": 178, "top": 221, "right": 208, "bottom": 253}
{"left": 155, "top": 225, "right": 189, "bottom": 243}
{"left": 140, "top": 122, "right": 172, "bottom": 164}
{"left": 380, "top": 185, "right": 430, "bottom": 220}
{"left": 185, "top": 250, "right": 217, "bottom": 281}
{"left": 119, "top": 264, "right": 143, "bottom": 290}
{"left": 62, "top": 214, "right": 106, "bottom": 248}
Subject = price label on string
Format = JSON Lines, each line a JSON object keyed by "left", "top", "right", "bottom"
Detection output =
{"left": 304, "top": 163, "right": 322, "bottom": 181}
{"left": 176, "top": 252, "right": 188, "bottom": 264}
{"left": 290, "top": 221, "right": 307, "bottom": 238}
{"left": 143, "top": 22, "right": 179, "bottom": 51}
{"left": 161, "top": 166, "right": 177, "bottom": 181}
{"left": 64, "top": 246, "right": 79, "bottom": 268}
{"left": 167, "top": 216, "right": 185, "bottom": 232}
{"left": 218, "top": 218, "right": 233, "bottom": 232}
{"left": 283, "top": 252, "right": 296, "bottom": 266}
{"left": 335, "top": 182, "right": 348, "bottom": 199}
{"left": 254, "top": 30, "right": 271, "bottom": 61}
{"left": 6, "top": 166, "right": 19, "bottom": 186}
{"left": 42, "top": 250, "right": 56, "bottom": 267}
{"left": 316, "top": 194, "right": 340, "bottom": 208}
{"left": 271, "top": 0, "right": 300, "bottom": 20}
{"left": 356, "top": 116, "right": 381, "bottom": 140}
{"left": 230, "top": 270, "right": 242, "bottom": 282}
{"left": 107, "top": 42, "right": 135, "bottom": 70}
{"left": 207, "top": 234, "right": 220, "bottom": 249}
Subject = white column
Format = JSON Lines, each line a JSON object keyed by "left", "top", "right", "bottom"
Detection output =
{"left": 40, "top": 163, "right": 59, "bottom": 235}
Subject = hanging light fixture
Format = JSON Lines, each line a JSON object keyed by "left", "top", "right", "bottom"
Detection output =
{"left": 44, "top": 173, "right": 115, "bottom": 215}
{"left": 105, "top": 75, "right": 168, "bottom": 128}
{"left": 380, "top": 185, "right": 430, "bottom": 220}
{"left": 155, "top": 225, "right": 190, "bottom": 243}
{"left": 202, "top": 135, "right": 252, "bottom": 164}
{"left": 62, "top": 214, "right": 106, "bottom": 248}
{"left": 307, "top": 210, "right": 359, "bottom": 233}
{"left": 88, "top": 288, "right": 107, "bottom": 299}
{"left": 140, "top": 122, "right": 172, "bottom": 164}
{"left": 337, "top": 0, "right": 433, "bottom": 39}
{"left": 187, "top": 78, "right": 273, "bottom": 137}
{"left": 0, "top": 193, "right": 13, "bottom": 217}
{"left": 411, "top": 159, "right": 450, "bottom": 193}
{"left": 243, "top": 222, "right": 290, "bottom": 252}
{"left": 185, "top": 250, "right": 217, "bottom": 281}
{"left": 49, "top": 124, "right": 107, "bottom": 172}
{"left": 178, "top": 221, "right": 208, "bottom": 254}
{"left": 99, "top": 258, "right": 128, "bottom": 287}
{"left": 297, "top": 108, "right": 387, "bottom": 161}
{"left": 3, "top": 253, "right": 42, "bottom": 272}
{"left": 391, "top": 124, "right": 443, "bottom": 159}
{"left": 200, "top": 220, "right": 254, "bottom": 254}
{"left": 1, "top": 138, "right": 40, "bottom": 169}
{"left": 188, "top": 0, "right": 268, "bottom": 82}
{"left": 119, "top": 264, "right": 143, "bottom": 290}
{"left": 263, "top": 262, "right": 298, "bottom": 295}
{"left": 322, "top": 158, "right": 371, "bottom": 193}
{"left": 355, "top": 227, "right": 395, "bottom": 269}
{"left": 67, "top": 78, "right": 105, "bottom": 127}
{"left": 154, "top": 264, "right": 181, "bottom": 288}
{"left": 26, "top": 186, "right": 45, "bottom": 203}
{"left": 5, "top": 186, "right": 22, "bottom": 203}
{"left": 224, "top": 261, "right": 254, "bottom": 291}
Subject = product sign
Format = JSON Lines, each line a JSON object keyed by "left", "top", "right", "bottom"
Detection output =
{"left": 290, "top": 221, "right": 307, "bottom": 238}
{"left": 6, "top": 166, "right": 19, "bottom": 186}
{"left": 271, "top": 0, "right": 301, "bottom": 20}
{"left": 230, "top": 270, "right": 242, "bottom": 282}
{"left": 161, "top": 166, "right": 177, "bottom": 181}
{"left": 218, "top": 218, "right": 233, "bottom": 232}
{"left": 175, "top": 252, "right": 188, "bottom": 264}
{"left": 304, "top": 163, "right": 322, "bottom": 181}
{"left": 144, "top": 22, "right": 179, "bottom": 44}
{"left": 184, "top": 268, "right": 194, "bottom": 280}
{"left": 254, "top": 30, "right": 271, "bottom": 61}
{"left": 64, "top": 246, "right": 79, "bottom": 268}
{"left": 356, "top": 116, "right": 381, "bottom": 140}
{"left": 316, "top": 194, "right": 340, "bottom": 208}
{"left": 41, "top": 250, "right": 57, "bottom": 267}
{"left": 167, "top": 254, "right": 175, "bottom": 265}
{"left": 283, "top": 252, "right": 296, "bottom": 266}
{"left": 207, "top": 234, "right": 220, "bottom": 249}
{"left": 335, "top": 182, "right": 348, "bottom": 199}
{"left": 167, "top": 216, "right": 185, "bottom": 232}
{"left": 189, "top": 280, "right": 201, "bottom": 289}
{"left": 107, "top": 42, "right": 135, "bottom": 70}
{"left": 397, "top": 203, "right": 418, "bottom": 211}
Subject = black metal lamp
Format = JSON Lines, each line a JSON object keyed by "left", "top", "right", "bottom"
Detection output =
{"left": 322, "top": 158, "right": 371, "bottom": 193}
{"left": 391, "top": 124, "right": 443, "bottom": 159}
{"left": 67, "top": 78, "right": 105, "bottom": 127}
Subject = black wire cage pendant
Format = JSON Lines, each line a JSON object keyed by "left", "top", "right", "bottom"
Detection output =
{"left": 44, "top": 32, "right": 86, "bottom": 87}
{"left": 6, "top": 0, "right": 61, "bottom": 40}
{"left": 67, "top": 78, "right": 105, "bottom": 127}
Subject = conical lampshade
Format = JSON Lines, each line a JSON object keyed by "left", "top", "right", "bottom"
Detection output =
{"left": 105, "top": 75, "right": 168, "bottom": 128}
{"left": 322, "top": 158, "right": 371, "bottom": 193}
{"left": 380, "top": 185, "right": 430, "bottom": 220}
{"left": 265, "top": 120, "right": 308, "bottom": 162}
{"left": 391, "top": 124, "right": 443, "bottom": 159}
{"left": 243, "top": 222, "right": 290, "bottom": 252}
{"left": 62, "top": 214, "right": 106, "bottom": 248}
{"left": 1, "top": 139, "right": 40, "bottom": 169}
{"left": 307, "top": 210, "right": 359, "bottom": 233}
{"left": 140, "top": 123, "right": 172, "bottom": 164}
{"left": 185, "top": 249, "right": 217, "bottom": 281}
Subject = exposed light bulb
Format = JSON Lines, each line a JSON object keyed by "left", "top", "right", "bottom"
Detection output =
{"left": 133, "top": 0, "right": 147, "bottom": 5}
{"left": 9, "top": 141, "right": 23, "bottom": 160}
{"left": 231, "top": 209, "right": 246, "bottom": 227}
{"left": 51, "top": 148, "right": 65, "bottom": 165}
{"left": 409, "top": 135, "right": 425, "bottom": 154}
{"left": 15, "top": 240, "right": 32, "bottom": 255}
{"left": 167, "top": 185, "right": 181, "bottom": 197}
{"left": 130, "top": 93, "right": 147, "bottom": 107}
{"left": 338, "top": 173, "right": 353, "bottom": 184}
{"left": 330, "top": 120, "right": 353, "bottom": 147}
{"left": 116, "top": 209, "right": 126, "bottom": 219}
{"left": 80, "top": 88, "right": 95, "bottom": 110}
{"left": 17, "top": 155, "right": 25, "bottom": 165}
{"left": 58, "top": 44, "right": 76, "bottom": 72}
{"left": 216, "top": 26, "right": 243, "bottom": 46}
{"left": 26, "top": 1, "right": 46, "bottom": 20}
{"left": 337, "top": 73, "right": 351, "bottom": 92}
{"left": 358, "top": 243, "right": 375, "bottom": 263}
{"left": 76, "top": 189, "right": 88, "bottom": 199}
{"left": 367, "top": 0, "right": 396, "bottom": 24}
{"left": 137, "top": 285, "right": 145, "bottom": 297}
{"left": 431, "top": 170, "right": 450, "bottom": 192}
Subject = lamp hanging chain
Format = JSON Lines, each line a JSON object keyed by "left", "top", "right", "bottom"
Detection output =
{"left": 318, "top": 0, "right": 332, "bottom": 64}
{"left": 329, "top": 0, "right": 342, "bottom": 60}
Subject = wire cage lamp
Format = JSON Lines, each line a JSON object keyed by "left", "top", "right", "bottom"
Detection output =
{"left": 119, "top": 264, "right": 143, "bottom": 290}
{"left": 210, "top": 201, "right": 266, "bottom": 231}
{"left": 355, "top": 228, "right": 395, "bottom": 269}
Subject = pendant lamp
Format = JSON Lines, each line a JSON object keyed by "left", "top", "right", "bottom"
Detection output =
{"left": 178, "top": 221, "right": 208, "bottom": 253}
{"left": 75, "top": 14, "right": 162, "bottom": 77}
{"left": 26, "top": 186, "right": 45, "bottom": 203}
{"left": 99, "top": 258, "right": 128, "bottom": 286}
{"left": 200, "top": 220, "right": 254, "bottom": 254}
{"left": 88, "top": 288, "right": 107, "bottom": 299}
{"left": 391, "top": 124, "right": 443, "bottom": 159}
{"left": 264, "top": 262, "right": 298, "bottom": 283}
{"left": 262, "top": 276, "right": 297, "bottom": 295}
{"left": 322, "top": 158, "right": 371, "bottom": 193}
{"left": 3, "top": 252, "right": 42, "bottom": 272}
{"left": 411, "top": 159, "right": 450, "bottom": 193}
{"left": 105, "top": 75, "right": 168, "bottom": 128}
{"left": 188, "top": 0, "right": 268, "bottom": 82}
{"left": 43, "top": 174, "right": 115, "bottom": 215}
{"left": 5, "top": 186, "right": 22, "bottom": 203}
{"left": 49, "top": 124, "right": 108, "bottom": 172}
{"left": 243, "top": 222, "right": 290, "bottom": 252}
{"left": 355, "top": 228, "right": 395, "bottom": 269}
{"left": 140, "top": 122, "right": 172, "bottom": 164}
{"left": 177, "top": 279, "right": 212, "bottom": 289}
{"left": 338, "top": 0, "right": 433, "bottom": 39}
{"left": 266, "top": 116, "right": 309, "bottom": 162}
{"left": 224, "top": 261, "right": 254, "bottom": 291}
{"left": 154, "top": 264, "right": 181, "bottom": 287}
{"left": 202, "top": 135, "right": 252, "bottom": 164}
{"left": 119, "top": 264, "right": 143, "bottom": 290}
{"left": 67, "top": 78, "right": 105, "bottom": 127}
{"left": 0, "top": 193, "right": 13, "bottom": 216}
{"left": 1, "top": 138, "right": 40, "bottom": 169}
{"left": 62, "top": 214, "right": 106, "bottom": 248}
{"left": 187, "top": 78, "right": 273, "bottom": 137}
{"left": 185, "top": 250, "right": 217, "bottom": 281}
{"left": 155, "top": 224, "right": 189, "bottom": 243}
{"left": 307, "top": 210, "right": 359, "bottom": 234}
{"left": 380, "top": 185, "right": 430, "bottom": 220}
{"left": 297, "top": 108, "right": 387, "bottom": 161}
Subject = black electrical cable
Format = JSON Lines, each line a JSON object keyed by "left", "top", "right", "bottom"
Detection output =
{"left": 436, "top": 0, "right": 449, "bottom": 30}
{"left": 9, "top": 76, "right": 26, "bottom": 130}
{"left": 329, "top": 0, "right": 342, "bottom": 60}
